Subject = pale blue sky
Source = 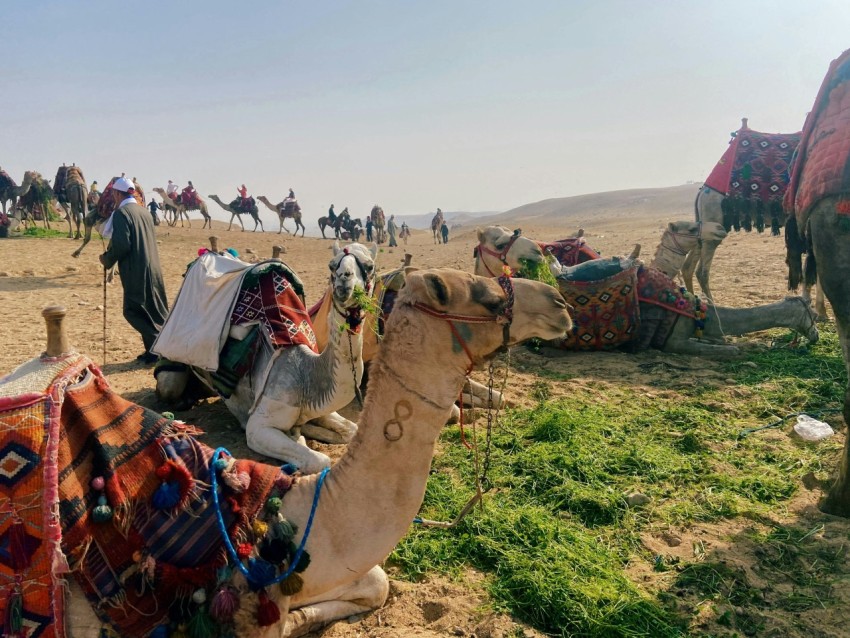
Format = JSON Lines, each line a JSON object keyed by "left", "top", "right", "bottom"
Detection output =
{"left": 3, "top": 1, "right": 849, "bottom": 227}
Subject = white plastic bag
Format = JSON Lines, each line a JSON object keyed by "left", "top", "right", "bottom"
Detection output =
{"left": 793, "top": 414, "right": 834, "bottom": 442}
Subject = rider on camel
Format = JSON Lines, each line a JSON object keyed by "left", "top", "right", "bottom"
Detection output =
{"left": 237, "top": 184, "right": 249, "bottom": 211}
{"left": 181, "top": 181, "right": 197, "bottom": 207}
{"left": 166, "top": 180, "right": 179, "bottom": 201}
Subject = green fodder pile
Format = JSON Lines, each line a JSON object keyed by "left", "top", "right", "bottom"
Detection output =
{"left": 519, "top": 256, "right": 558, "bottom": 288}
{"left": 391, "top": 323, "right": 846, "bottom": 637}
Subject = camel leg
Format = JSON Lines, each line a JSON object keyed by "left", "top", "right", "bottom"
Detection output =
{"left": 286, "top": 566, "right": 389, "bottom": 638}
{"left": 695, "top": 239, "right": 721, "bottom": 302}
{"left": 461, "top": 379, "right": 505, "bottom": 409}
{"left": 680, "top": 246, "right": 699, "bottom": 293}
{"left": 155, "top": 368, "right": 190, "bottom": 405}
{"left": 808, "top": 202, "right": 850, "bottom": 515}
{"left": 815, "top": 283, "right": 829, "bottom": 320}
{"left": 246, "top": 399, "right": 331, "bottom": 474}
{"left": 301, "top": 412, "right": 358, "bottom": 444}
{"left": 664, "top": 338, "right": 741, "bottom": 357}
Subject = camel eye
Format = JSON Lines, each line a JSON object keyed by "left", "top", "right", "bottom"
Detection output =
{"left": 494, "top": 241, "right": 508, "bottom": 249}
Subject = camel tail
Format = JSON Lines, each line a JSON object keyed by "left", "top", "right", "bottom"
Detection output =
{"left": 804, "top": 229, "right": 818, "bottom": 288}
{"left": 785, "top": 215, "right": 805, "bottom": 291}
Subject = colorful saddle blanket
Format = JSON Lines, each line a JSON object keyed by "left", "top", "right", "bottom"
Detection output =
{"left": 230, "top": 196, "right": 256, "bottom": 213}
{"left": 537, "top": 237, "right": 601, "bottom": 267}
{"left": 704, "top": 126, "right": 800, "bottom": 233}
{"left": 785, "top": 48, "right": 850, "bottom": 224}
{"left": 0, "top": 353, "right": 305, "bottom": 638}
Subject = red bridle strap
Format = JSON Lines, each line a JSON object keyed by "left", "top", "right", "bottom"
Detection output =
{"left": 475, "top": 231, "right": 521, "bottom": 277}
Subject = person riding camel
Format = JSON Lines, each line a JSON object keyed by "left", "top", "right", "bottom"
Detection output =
{"left": 181, "top": 181, "right": 197, "bottom": 207}
{"left": 90, "top": 180, "right": 100, "bottom": 195}
{"left": 166, "top": 180, "right": 178, "bottom": 201}
{"left": 237, "top": 183, "right": 249, "bottom": 211}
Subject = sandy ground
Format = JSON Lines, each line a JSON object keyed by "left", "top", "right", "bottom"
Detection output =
{"left": 1, "top": 211, "right": 848, "bottom": 637}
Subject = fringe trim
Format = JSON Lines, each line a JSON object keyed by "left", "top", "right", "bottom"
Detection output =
{"left": 785, "top": 216, "right": 805, "bottom": 290}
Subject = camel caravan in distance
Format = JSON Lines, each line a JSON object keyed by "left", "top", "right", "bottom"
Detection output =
{"left": 0, "top": 264, "right": 570, "bottom": 637}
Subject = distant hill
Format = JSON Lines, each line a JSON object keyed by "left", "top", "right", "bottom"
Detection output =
{"left": 393, "top": 210, "right": 499, "bottom": 230}
{"left": 477, "top": 184, "right": 699, "bottom": 228}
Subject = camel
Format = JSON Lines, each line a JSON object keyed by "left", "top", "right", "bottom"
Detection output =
{"left": 209, "top": 194, "right": 265, "bottom": 232}
{"left": 370, "top": 205, "right": 386, "bottom": 243}
{"left": 10, "top": 266, "right": 569, "bottom": 638}
{"left": 152, "top": 187, "right": 211, "bottom": 229}
{"left": 477, "top": 225, "right": 818, "bottom": 357}
{"left": 55, "top": 164, "right": 88, "bottom": 239}
{"left": 0, "top": 168, "right": 36, "bottom": 216}
{"left": 156, "top": 242, "right": 378, "bottom": 474}
{"left": 431, "top": 209, "right": 444, "bottom": 244}
{"left": 158, "top": 194, "right": 189, "bottom": 227}
{"left": 17, "top": 172, "right": 63, "bottom": 230}
{"left": 679, "top": 118, "right": 827, "bottom": 316}
{"left": 784, "top": 48, "right": 850, "bottom": 516}
{"left": 258, "top": 195, "right": 306, "bottom": 236}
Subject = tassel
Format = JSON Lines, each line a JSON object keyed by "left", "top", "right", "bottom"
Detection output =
{"left": 256, "top": 590, "right": 281, "bottom": 627}
{"left": 294, "top": 550, "right": 311, "bottom": 573}
{"left": 280, "top": 463, "right": 298, "bottom": 476}
{"left": 188, "top": 607, "right": 215, "bottom": 638}
{"left": 152, "top": 481, "right": 182, "bottom": 509}
{"left": 252, "top": 520, "right": 269, "bottom": 538}
{"left": 269, "top": 519, "right": 295, "bottom": 541}
{"left": 259, "top": 538, "right": 289, "bottom": 564}
{"left": 265, "top": 496, "right": 283, "bottom": 515}
{"left": 210, "top": 586, "right": 240, "bottom": 623}
{"left": 5, "top": 589, "right": 22, "bottom": 633}
{"left": 9, "top": 519, "right": 33, "bottom": 571}
{"left": 278, "top": 572, "right": 304, "bottom": 596}
{"left": 155, "top": 458, "right": 194, "bottom": 506}
{"left": 222, "top": 468, "right": 251, "bottom": 493}
{"left": 247, "top": 557, "right": 276, "bottom": 591}
{"left": 236, "top": 543, "right": 254, "bottom": 560}
{"left": 149, "top": 626, "right": 170, "bottom": 638}
{"left": 92, "top": 493, "right": 114, "bottom": 523}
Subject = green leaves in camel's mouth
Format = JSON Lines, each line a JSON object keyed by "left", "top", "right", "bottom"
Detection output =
{"left": 518, "top": 257, "right": 558, "bottom": 288}
{"left": 339, "top": 286, "right": 381, "bottom": 333}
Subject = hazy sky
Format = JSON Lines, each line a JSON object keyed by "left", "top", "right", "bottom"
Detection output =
{"left": 4, "top": 1, "right": 849, "bottom": 228}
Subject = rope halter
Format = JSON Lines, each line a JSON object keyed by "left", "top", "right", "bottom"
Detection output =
{"left": 411, "top": 275, "right": 515, "bottom": 375}
{"left": 329, "top": 247, "right": 375, "bottom": 333}
{"left": 474, "top": 228, "right": 523, "bottom": 277}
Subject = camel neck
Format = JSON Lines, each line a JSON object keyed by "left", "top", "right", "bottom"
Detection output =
{"left": 292, "top": 309, "right": 466, "bottom": 598}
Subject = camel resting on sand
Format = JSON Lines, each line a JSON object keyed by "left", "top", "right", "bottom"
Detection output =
{"left": 156, "top": 242, "right": 378, "bottom": 474}
{"left": 17, "top": 268, "right": 570, "bottom": 638}
{"left": 476, "top": 225, "right": 818, "bottom": 357}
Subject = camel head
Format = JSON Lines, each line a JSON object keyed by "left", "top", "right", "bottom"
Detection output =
{"left": 396, "top": 269, "right": 572, "bottom": 365}
{"left": 475, "top": 226, "right": 545, "bottom": 278}
{"left": 330, "top": 241, "right": 379, "bottom": 320}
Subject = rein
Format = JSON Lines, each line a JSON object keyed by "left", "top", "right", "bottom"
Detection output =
{"left": 475, "top": 229, "right": 522, "bottom": 277}
{"left": 210, "top": 448, "right": 329, "bottom": 589}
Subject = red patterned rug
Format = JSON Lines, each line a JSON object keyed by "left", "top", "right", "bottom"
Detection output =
{"left": 704, "top": 126, "right": 801, "bottom": 233}
{"left": 537, "top": 238, "right": 600, "bottom": 267}
{"left": 785, "top": 48, "right": 850, "bottom": 224}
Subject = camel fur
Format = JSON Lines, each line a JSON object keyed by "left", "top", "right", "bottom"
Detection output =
{"left": 44, "top": 267, "right": 572, "bottom": 637}
{"left": 157, "top": 242, "right": 378, "bottom": 474}
{"left": 370, "top": 206, "right": 386, "bottom": 243}
{"left": 209, "top": 194, "right": 265, "bottom": 232}
{"left": 478, "top": 225, "right": 818, "bottom": 357}
{"left": 0, "top": 169, "right": 36, "bottom": 216}
{"left": 431, "top": 210, "right": 444, "bottom": 244}
{"left": 258, "top": 195, "right": 306, "bottom": 236}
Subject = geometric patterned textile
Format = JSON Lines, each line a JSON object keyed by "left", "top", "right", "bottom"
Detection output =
{"left": 230, "top": 268, "right": 317, "bottom": 353}
{"left": 553, "top": 267, "right": 641, "bottom": 350}
{"left": 536, "top": 237, "right": 601, "bottom": 267}
{"left": 704, "top": 125, "right": 800, "bottom": 233}
{"left": 636, "top": 267, "right": 697, "bottom": 319}
{"left": 786, "top": 48, "right": 850, "bottom": 223}
{"left": 0, "top": 353, "right": 89, "bottom": 638}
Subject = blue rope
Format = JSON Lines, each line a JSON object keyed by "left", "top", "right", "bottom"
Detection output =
{"left": 209, "top": 447, "right": 329, "bottom": 587}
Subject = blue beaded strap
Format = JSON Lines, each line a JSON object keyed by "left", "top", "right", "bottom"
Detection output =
{"left": 210, "top": 447, "right": 329, "bottom": 587}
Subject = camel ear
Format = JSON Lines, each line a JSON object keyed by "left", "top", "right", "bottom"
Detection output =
{"left": 404, "top": 266, "right": 419, "bottom": 276}
{"left": 332, "top": 240, "right": 341, "bottom": 256}
{"left": 370, "top": 243, "right": 378, "bottom": 260}
{"left": 668, "top": 222, "right": 676, "bottom": 231}
{"left": 423, "top": 273, "right": 450, "bottom": 307}
{"left": 476, "top": 227, "right": 485, "bottom": 243}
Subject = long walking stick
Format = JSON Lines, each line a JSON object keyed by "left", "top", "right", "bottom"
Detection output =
{"left": 102, "top": 265, "right": 107, "bottom": 366}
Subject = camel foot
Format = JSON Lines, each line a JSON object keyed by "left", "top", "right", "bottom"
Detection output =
{"left": 301, "top": 413, "right": 357, "bottom": 444}
{"left": 816, "top": 314, "right": 829, "bottom": 323}
{"left": 74, "top": 232, "right": 82, "bottom": 240}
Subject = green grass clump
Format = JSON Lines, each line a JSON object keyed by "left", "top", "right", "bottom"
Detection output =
{"left": 22, "top": 226, "right": 67, "bottom": 238}
{"left": 519, "top": 256, "right": 558, "bottom": 288}
{"left": 389, "top": 320, "right": 844, "bottom": 636}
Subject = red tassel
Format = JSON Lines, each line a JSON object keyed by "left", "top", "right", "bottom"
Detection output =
{"left": 9, "top": 519, "right": 32, "bottom": 571}
{"left": 256, "top": 590, "right": 281, "bottom": 627}
{"left": 154, "top": 459, "right": 194, "bottom": 506}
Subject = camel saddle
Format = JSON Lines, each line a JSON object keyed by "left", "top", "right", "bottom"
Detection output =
{"left": 180, "top": 191, "right": 201, "bottom": 208}
{"left": 230, "top": 196, "right": 256, "bottom": 213}
{"left": 785, "top": 48, "right": 850, "bottom": 227}
{"left": 537, "top": 237, "right": 600, "bottom": 267}
{"left": 0, "top": 351, "right": 306, "bottom": 637}
{"left": 283, "top": 200, "right": 300, "bottom": 214}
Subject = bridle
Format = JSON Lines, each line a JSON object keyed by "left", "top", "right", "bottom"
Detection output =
{"left": 329, "top": 248, "right": 375, "bottom": 333}
{"left": 659, "top": 227, "right": 698, "bottom": 257}
{"left": 410, "top": 275, "right": 515, "bottom": 375}
{"left": 474, "top": 229, "right": 523, "bottom": 277}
